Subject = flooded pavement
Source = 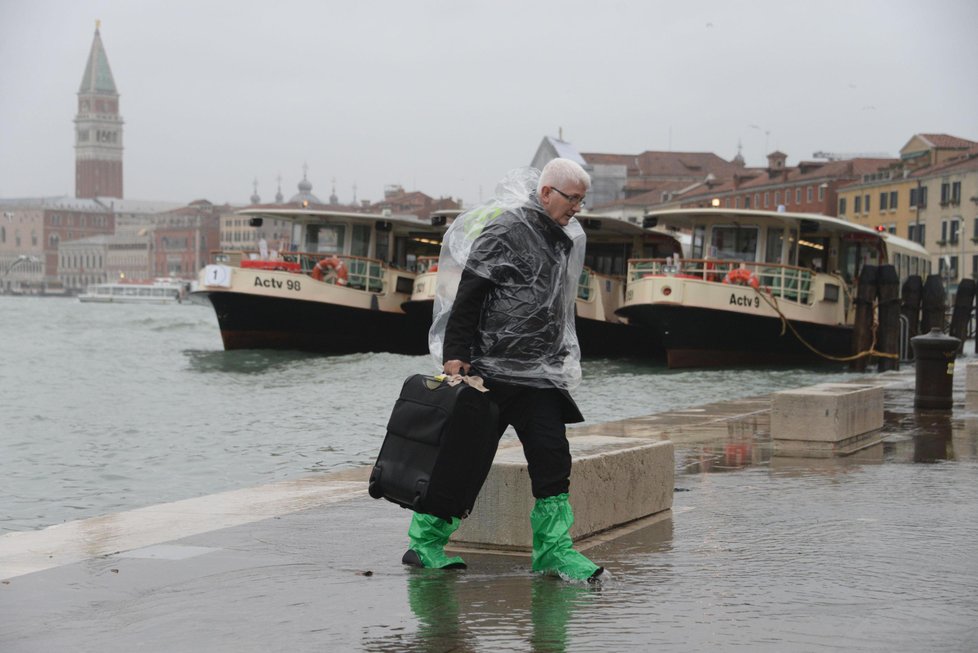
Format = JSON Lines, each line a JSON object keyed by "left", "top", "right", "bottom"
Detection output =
{"left": 2, "top": 370, "right": 977, "bottom": 652}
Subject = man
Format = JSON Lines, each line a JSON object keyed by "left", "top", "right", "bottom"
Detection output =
{"left": 403, "top": 158, "right": 603, "bottom": 582}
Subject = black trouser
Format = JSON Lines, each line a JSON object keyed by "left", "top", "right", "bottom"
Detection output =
{"left": 484, "top": 381, "right": 573, "bottom": 499}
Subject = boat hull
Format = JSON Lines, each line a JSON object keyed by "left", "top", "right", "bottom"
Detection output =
{"left": 196, "top": 291, "right": 430, "bottom": 355}
{"left": 619, "top": 304, "right": 852, "bottom": 369}
{"left": 400, "top": 297, "right": 661, "bottom": 359}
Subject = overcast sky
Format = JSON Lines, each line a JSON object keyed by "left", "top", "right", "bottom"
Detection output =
{"left": 1, "top": 0, "right": 976, "bottom": 208}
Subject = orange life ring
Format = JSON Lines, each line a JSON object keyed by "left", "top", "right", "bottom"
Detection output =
{"left": 722, "top": 268, "right": 759, "bottom": 289}
{"left": 428, "top": 263, "right": 438, "bottom": 273}
{"left": 311, "top": 256, "right": 348, "bottom": 285}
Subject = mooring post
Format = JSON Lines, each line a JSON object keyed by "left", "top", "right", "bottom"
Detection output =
{"left": 850, "top": 264, "right": 878, "bottom": 372}
{"left": 877, "top": 265, "right": 900, "bottom": 372}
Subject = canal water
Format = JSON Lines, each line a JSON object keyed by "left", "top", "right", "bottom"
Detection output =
{"left": 1, "top": 295, "right": 863, "bottom": 534}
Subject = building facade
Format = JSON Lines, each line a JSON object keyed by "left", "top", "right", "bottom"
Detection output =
{"left": 75, "top": 24, "right": 124, "bottom": 199}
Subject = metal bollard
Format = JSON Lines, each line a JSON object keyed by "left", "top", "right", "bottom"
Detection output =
{"left": 910, "top": 328, "right": 960, "bottom": 409}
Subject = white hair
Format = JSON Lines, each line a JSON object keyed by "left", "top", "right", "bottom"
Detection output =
{"left": 537, "top": 158, "right": 591, "bottom": 195}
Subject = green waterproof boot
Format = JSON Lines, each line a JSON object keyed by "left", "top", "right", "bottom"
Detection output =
{"left": 530, "top": 494, "right": 603, "bottom": 582}
{"left": 402, "top": 512, "right": 467, "bottom": 569}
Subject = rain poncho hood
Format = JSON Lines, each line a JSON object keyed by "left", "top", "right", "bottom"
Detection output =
{"left": 429, "top": 167, "right": 586, "bottom": 390}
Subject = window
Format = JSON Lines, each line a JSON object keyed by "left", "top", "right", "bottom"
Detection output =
{"left": 941, "top": 182, "right": 950, "bottom": 205}
{"left": 711, "top": 225, "right": 759, "bottom": 261}
{"left": 818, "top": 185, "right": 825, "bottom": 201}
{"left": 973, "top": 255, "right": 978, "bottom": 280}
{"left": 941, "top": 220, "right": 948, "bottom": 243}
{"left": 908, "top": 223, "right": 917, "bottom": 242}
{"left": 939, "top": 255, "right": 959, "bottom": 281}
{"left": 864, "top": 194, "right": 871, "bottom": 213}
{"left": 765, "top": 228, "right": 784, "bottom": 263}
{"left": 889, "top": 191, "right": 898, "bottom": 210}
{"left": 795, "top": 188, "right": 801, "bottom": 203}
{"left": 806, "top": 186, "right": 813, "bottom": 202}
{"left": 744, "top": 195, "right": 751, "bottom": 208}
{"left": 839, "top": 197, "right": 847, "bottom": 215}
{"left": 855, "top": 196, "right": 862, "bottom": 213}
{"left": 910, "top": 187, "right": 918, "bottom": 207}
{"left": 784, "top": 189, "right": 790, "bottom": 206}
{"left": 880, "top": 192, "right": 888, "bottom": 211}
{"left": 951, "top": 181, "right": 961, "bottom": 204}
{"left": 764, "top": 191, "right": 770, "bottom": 208}
{"left": 775, "top": 191, "right": 780, "bottom": 205}
{"left": 754, "top": 193, "right": 760, "bottom": 208}
{"left": 351, "top": 224, "right": 371, "bottom": 257}
{"left": 950, "top": 220, "right": 961, "bottom": 245}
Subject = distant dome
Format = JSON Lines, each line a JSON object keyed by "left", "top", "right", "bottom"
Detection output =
{"left": 289, "top": 169, "right": 322, "bottom": 204}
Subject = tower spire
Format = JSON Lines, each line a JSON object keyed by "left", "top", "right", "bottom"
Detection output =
{"left": 75, "top": 23, "right": 123, "bottom": 198}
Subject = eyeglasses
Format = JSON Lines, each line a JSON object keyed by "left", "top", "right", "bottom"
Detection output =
{"left": 549, "top": 186, "right": 586, "bottom": 207}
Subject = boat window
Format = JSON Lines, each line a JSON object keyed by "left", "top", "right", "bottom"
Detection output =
{"left": 308, "top": 224, "right": 346, "bottom": 254}
{"left": 352, "top": 225, "right": 371, "bottom": 258}
{"left": 765, "top": 228, "right": 784, "bottom": 263}
{"left": 798, "top": 237, "right": 829, "bottom": 272}
{"left": 691, "top": 226, "right": 706, "bottom": 259}
{"left": 585, "top": 242, "right": 632, "bottom": 276}
{"left": 787, "top": 229, "right": 798, "bottom": 266}
{"left": 375, "top": 231, "right": 391, "bottom": 264}
{"left": 710, "top": 225, "right": 758, "bottom": 261}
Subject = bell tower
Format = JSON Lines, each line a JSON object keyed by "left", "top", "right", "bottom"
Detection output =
{"left": 75, "top": 21, "right": 124, "bottom": 199}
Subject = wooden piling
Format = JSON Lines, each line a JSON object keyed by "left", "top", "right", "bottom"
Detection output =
{"left": 920, "top": 274, "right": 947, "bottom": 334}
{"left": 900, "top": 275, "right": 923, "bottom": 360}
{"left": 849, "top": 264, "right": 878, "bottom": 373}
{"left": 948, "top": 278, "right": 975, "bottom": 354}
{"left": 876, "top": 265, "right": 900, "bottom": 371}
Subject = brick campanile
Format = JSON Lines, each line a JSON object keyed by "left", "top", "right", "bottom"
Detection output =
{"left": 75, "top": 22, "right": 124, "bottom": 199}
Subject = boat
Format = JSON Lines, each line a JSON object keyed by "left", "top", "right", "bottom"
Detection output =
{"left": 191, "top": 207, "right": 443, "bottom": 354}
{"left": 615, "top": 208, "right": 931, "bottom": 368}
{"left": 401, "top": 211, "right": 684, "bottom": 358}
{"left": 78, "top": 277, "right": 191, "bottom": 304}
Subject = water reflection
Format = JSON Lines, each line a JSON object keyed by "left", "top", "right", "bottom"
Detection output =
{"left": 530, "top": 579, "right": 598, "bottom": 653}
{"left": 405, "top": 569, "right": 472, "bottom": 652}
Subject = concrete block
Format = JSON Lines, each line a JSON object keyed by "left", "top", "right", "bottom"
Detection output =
{"left": 771, "top": 383, "right": 883, "bottom": 457}
{"left": 966, "top": 362, "right": 978, "bottom": 393}
{"left": 450, "top": 436, "right": 674, "bottom": 552}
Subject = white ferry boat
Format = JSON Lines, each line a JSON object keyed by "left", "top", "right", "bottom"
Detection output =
{"left": 615, "top": 208, "right": 931, "bottom": 368}
{"left": 191, "top": 207, "right": 443, "bottom": 355}
{"left": 78, "top": 278, "right": 190, "bottom": 304}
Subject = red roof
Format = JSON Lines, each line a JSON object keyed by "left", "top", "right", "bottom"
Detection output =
{"left": 917, "top": 134, "right": 978, "bottom": 149}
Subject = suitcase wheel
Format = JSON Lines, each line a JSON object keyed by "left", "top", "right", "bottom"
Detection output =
{"left": 367, "top": 468, "right": 383, "bottom": 499}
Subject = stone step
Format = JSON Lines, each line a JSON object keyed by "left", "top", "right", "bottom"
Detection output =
{"left": 771, "top": 383, "right": 883, "bottom": 457}
{"left": 450, "top": 436, "right": 674, "bottom": 552}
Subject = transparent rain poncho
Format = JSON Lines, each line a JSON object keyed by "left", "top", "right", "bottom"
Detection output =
{"left": 429, "top": 167, "right": 586, "bottom": 390}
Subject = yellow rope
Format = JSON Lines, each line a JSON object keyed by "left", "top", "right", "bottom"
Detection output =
{"left": 749, "top": 283, "right": 898, "bottom": 362}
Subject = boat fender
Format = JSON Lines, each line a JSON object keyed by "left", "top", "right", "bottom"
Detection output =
{"left": 311, "top": 257, "right": 349, "bottom": 285}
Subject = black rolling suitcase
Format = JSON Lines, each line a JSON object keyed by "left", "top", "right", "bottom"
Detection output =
{"left": 368, "top": 374, "right": 499, "bottom": 521}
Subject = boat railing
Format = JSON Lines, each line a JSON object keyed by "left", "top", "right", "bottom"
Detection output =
{"left": 212, "top": 249, "right": 390, "bottom": 293}
{"left": 627, "top": 258, "right": 815, "bottom": 304}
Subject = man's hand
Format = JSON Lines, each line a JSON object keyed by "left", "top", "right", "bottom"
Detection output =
{"left": 443, "top": 359, "right": 471, "bottom": 376}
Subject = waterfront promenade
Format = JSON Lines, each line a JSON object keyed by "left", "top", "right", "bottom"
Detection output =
{"left": 2, "top": 367, "right": 976, "bottom": 652}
